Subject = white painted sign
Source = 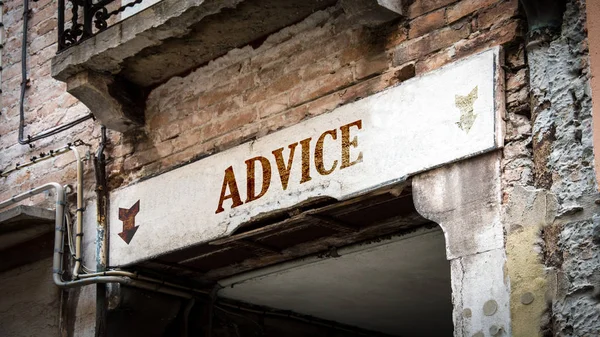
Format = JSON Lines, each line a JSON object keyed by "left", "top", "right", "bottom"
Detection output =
{"left": 109, "top": 48, "right": 503, "bottom": 266}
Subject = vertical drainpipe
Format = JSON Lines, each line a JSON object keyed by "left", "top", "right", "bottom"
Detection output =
{"left": 94, "top": 126, "right": 108, "bottom": 337}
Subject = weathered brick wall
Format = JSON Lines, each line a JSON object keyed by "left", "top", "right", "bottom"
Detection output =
{"left": 0, "top": 0, "right": 530, "bottom": 336}
{"left": 0, "top": 0, "right": 99, "bottom": 206}
{"left": 107, "top": 0, "right": 526, "bottom": 192}
{"left": 0, "top": 0, "right": 527, "bottom": 199}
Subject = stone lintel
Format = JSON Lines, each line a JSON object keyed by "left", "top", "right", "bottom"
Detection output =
{"left": 66, "top": 71, "right": 144, "bottom": 132}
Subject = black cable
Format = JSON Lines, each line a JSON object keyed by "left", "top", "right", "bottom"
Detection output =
{"left": 17, "top": 0, "right": 94, "bottom": 147}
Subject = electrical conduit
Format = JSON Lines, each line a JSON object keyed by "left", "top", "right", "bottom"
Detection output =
{"left": 0, "top": 147, "right": 206, "bottom": 298}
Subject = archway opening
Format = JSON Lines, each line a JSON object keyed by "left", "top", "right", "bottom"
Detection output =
{"left": 218, "top": 224, "right": 453, "bottom": 336}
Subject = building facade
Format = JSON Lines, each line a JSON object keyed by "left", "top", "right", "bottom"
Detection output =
{"left": 0, "top": 0, "right": 599, "bottom": 336}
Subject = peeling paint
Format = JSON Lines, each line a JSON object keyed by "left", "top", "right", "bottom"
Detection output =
{"left": 455, "top": 86, "right": 479, "bottom": 133}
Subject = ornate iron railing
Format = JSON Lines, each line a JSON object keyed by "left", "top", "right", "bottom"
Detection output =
{"left": 58, "top": 0, "right": 145, "bottom": 51}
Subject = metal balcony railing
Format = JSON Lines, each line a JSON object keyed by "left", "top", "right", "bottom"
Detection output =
{"left": 57, "top": 0, "right": 145, "bottom": 51}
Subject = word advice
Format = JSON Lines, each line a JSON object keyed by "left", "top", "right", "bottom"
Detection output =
{"left": 216, "top": 120, "right": 363, "bottom": 214}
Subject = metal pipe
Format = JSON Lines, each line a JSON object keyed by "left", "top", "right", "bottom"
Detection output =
{"left": 95, "top": 126, "right": 108, "bottom": 273}
{"left": 78, "top": 270, "right": 208, "bottom": 294}
{"left": 94, "top": 126, "right": 108, "bottom": 337}
{"left": 57, "top": 0, "right": 64, "bottom": 50}
{"left": 0, "top": 145, "right": 209, "bottom": 301}
{"left": 0, "top": 182, "right": 201, "bottom": 298}
{"left": 0, "top": 145, "right": 72, "bottom": 177}
{"left": 71, "top": 146, "right": 84, "bottom": 278}
{"left": 18, "top": 0, "right": 93, "bottom": 146}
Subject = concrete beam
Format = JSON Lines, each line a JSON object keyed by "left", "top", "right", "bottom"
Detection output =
{"left": 0, "top": 205, "right": 55, "bottom": 251}
{"left": 66, "top": 71, "right": 144, "bottom": 132}
{"left": 340, "top": 0, "right": 406, "bottom": 27}
{"left": 412, "top": 152, "right": 510, "bottom": 337}
{"left": 52, "top": 0, "right": 337, "bottom": 88}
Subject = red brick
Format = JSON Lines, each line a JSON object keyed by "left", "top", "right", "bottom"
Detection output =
{"left": 447, "top": 0, "right": 500, "bottom": 24}
{"left": 299, "top": 57, "right": 341, "bottom": 80}
{"left": 257, "top": 60, "right": 286, "bottom": 85}
{"left": 158, "top": 142, "right": 211, "bottom": 170}
{"left": 156, "top": 122, "right": 181, "bottom": 142}
{"left": 506, "top": 68, "right": 527, "bottom": 92}
{"left": 214, "top": 123, "right": 260, "bottom": 152}
{"left": 258, "top": 93, "right": 289, "bottom": 119}
{"left": 265, "top": 71, "right": 302, "bottom": 97}
{"left": 123, "top": 150, "right": 161, "bottom": 171}
{"left": 172, "top": 97, "right": 198, "bottom": 121}
{"left": 415, "top": 49, "right": 453, "bottom": 74}
{"left": 109, "top": 144, "right": 135, "bottom": 159}
{"left": 244, "top": 71, "right": 300, "bottom": 105}
{"left": 171, "top": 129, "right": 202, "bottom": 152}
{"left": 408, "top": 0, "right": 457, "bottom": 18}
{"left": 381, "top": 63, "right": 416, "bottom": 87}
{"left": 385, "top": 26, "right": 409, "bottom": 49}
{"left": 339, "top": 74, "right": 390, "bottom": 104}
{"left": 306, "top": 93, "right": 343, "bottom": 117}
{"left": 198, "top": 74, "right": 254, "bottom": 108}
{"left": 191, "top": 108, "right": 214, "bottom": 127}
{"left": 259, "top": 105, "right": 308, "bottom": 135}
{"left": 29, "top": 32, "right": 56, "bottom": 54}
{"left": 477, "top": 0, "right": 520, "bottom": 30}
{"left": 393, "top": 23, "right": 470, "bottom": 66}
{"left": 337, "top": 45, "right": 366, "bottom": 66}
{"left": 284, "top": 34, "right": 348, "bottom": 72}
{"left": 202, "top": 106, "right": 257, "bottom": 141}
{"left": 453, "top": 20, "right": 522, "bottom": 59}
{"left": 354, "top": 52, "right": 389, "bottom": 80}
{"left": 506, "top": 45, "right": 526, "bottom": 69}
{"left": 35, "top": 18, "right": 57, "bottom": 36}
{"left": 288, "top": 66, "right": 354, "bottom": 107}
{"left": 29, "top": 4, "right": 56, "bottom": 27}
{"left": 409, "top": 8, "right": 447, "bottom": 39}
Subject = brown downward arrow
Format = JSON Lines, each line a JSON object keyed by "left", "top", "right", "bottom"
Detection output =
{"left": 118, "top": 200, "right": 140, "bottom": 244}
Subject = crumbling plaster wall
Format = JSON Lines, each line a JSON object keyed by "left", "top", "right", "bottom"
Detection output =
{"left": 504, "top": 0, "right": 600, "bottom": 335}
{"left": 530, "top": 0, "right": 600, "bottom": 334}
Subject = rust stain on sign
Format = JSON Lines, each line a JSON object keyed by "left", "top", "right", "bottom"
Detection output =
{"left": 118, "top": 200, "right": 140, "bottom": 244}
{"left": 455, "top": 86, "right": 479, "bottom": 133}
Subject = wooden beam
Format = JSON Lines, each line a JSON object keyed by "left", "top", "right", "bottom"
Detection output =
{"left": 306, "top": 214, "right": 358, "bottom": 233}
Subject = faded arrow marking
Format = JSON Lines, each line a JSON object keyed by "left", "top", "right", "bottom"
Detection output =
{"left": 118, "top": 200, "right": 140, "bottom": 244}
